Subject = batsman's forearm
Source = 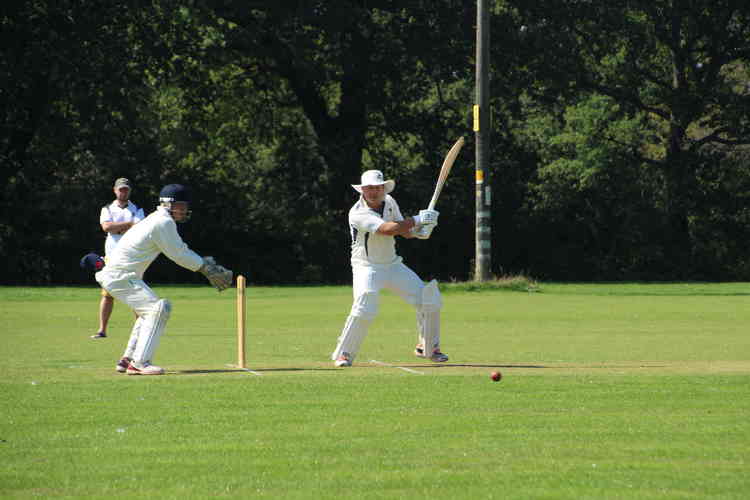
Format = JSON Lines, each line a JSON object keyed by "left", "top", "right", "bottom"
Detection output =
{"left": 376, "top": 218, "right": 416, "bottom": 236}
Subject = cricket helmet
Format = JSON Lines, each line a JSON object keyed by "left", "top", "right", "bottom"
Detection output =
{"left": 159, "top": 184, "right": 192, "bottom": 221}
{"left": 159, "top": 184, "right": 191, "bottom": 204}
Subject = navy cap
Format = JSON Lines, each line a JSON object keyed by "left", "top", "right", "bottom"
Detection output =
{"left": 80, "top": 253, "right": 105, "bottom": 272}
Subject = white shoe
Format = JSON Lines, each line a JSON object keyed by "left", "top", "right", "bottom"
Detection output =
{"left": 335, "top": 352, "right": 352, "bottom": 367}
{"left": 126, "top": 361, "right": 165, "bottom": 375}
{"left": 415, "top": 344, "right": 449, "bottom": 363}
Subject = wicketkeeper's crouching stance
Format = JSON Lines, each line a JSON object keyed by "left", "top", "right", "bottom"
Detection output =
{"left": 95, "top": 184, "right": 233, "bottom": 375}
{"left": 331, "top": 170, "right": 448, "bottom": 367}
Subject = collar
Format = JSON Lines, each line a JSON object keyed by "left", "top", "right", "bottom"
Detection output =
{"left": 360, "top": 194, "right": 390, "bottom": 211}
{"left": 112, "top": 200, "right": 133, "bottom": 209}
{"left": 156, "top": 205, "right": 172, "bottom": 217}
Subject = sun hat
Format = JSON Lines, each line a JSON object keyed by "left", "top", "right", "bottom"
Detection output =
{"left": 351, "top": 170, "right": 395, "bottom": 194}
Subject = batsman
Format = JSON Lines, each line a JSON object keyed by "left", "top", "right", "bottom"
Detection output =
{"left": 331, "top": 170, "right": 448, "bottom": 367}
{"left": 95, "top": 184, "right": 233, "bottom": 375}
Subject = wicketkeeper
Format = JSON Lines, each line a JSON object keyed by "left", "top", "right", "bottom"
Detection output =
{"left": 95, "top": 184, "right": 233, "bottom": 375}
{"left": 331, "top": 170, "right": 448, "bottom": 367}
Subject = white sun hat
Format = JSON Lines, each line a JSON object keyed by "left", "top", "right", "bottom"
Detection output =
{"left": 352, "top": 169, "right": 395, "bottom": 194}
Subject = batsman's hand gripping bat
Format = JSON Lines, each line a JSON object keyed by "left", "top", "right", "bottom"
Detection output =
{"left": 427, "top": 137, "right": 465, "bottom": 211}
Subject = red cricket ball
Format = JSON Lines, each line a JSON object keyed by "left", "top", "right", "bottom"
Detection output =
{"left": 490, "top": 371, "right": 502, "bottom": 382}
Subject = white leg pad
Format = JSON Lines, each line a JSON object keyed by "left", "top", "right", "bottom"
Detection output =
{"left": 417, "top": 279, "right": 442, "bottom": 352}
{"left": 123, "top": 316, "right": 143, "bottom": 359}
{"left": 132, "top": 299, "right": 171, "bottom": 364}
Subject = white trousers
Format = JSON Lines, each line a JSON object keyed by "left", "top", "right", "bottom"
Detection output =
{"left": 351, "top": 261, "right": 425, "bottom": 314}
{"left": 332, "top": 261, "right": 428, "bottom": 361}
{"left": 95, "top": 271, "right": 170, "bottom": 364}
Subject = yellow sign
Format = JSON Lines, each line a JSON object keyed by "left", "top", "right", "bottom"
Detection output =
{"left": 476, "top": 170, "right": 484, "bottom": 183}
{"left": 473, "top": 105, "right": 480, "bottom": 131}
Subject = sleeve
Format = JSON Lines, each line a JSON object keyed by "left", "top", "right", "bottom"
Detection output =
{"left": 100, "top": 206, "right": 112, "bottom": 224}
{"left": 350, "top": 208, "right": 384, "bottom": 234}
{"left": 151, "top": 218, "right": 204, "bottom": 271}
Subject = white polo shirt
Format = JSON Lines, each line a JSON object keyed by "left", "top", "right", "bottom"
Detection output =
{"left": 349, "top": 194, "right": 405, "bottom": 267}
{"left": 100, "top": 201, "right": 144, "bottom": 256}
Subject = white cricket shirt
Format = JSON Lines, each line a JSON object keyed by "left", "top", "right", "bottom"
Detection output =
{"left": 349, "top": 194, "right": 405, "bottom": 267}
{"left": 98, "top": 206, "right": 203, "bottom": 279}
{"left": 100, "top": 201, "right": 145, "bottom": 256}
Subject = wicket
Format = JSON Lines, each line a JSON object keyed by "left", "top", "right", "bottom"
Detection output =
{"left": 236, "top": 275, "right": 246, "bottom": 368}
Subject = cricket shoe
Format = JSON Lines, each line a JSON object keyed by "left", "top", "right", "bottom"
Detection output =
{"left": 334, "top": 352, "right": 352, "bottom": 367}
{"left": 116, "top": 357, "right": 132, "bottom": 373}
{"left": 90, "top": 332, "right": 107, "bottom": 339}
{"left": 126, "top": 361, "right": 165, "bottom": 376}
{"left": 415, "top": 344, "right": 449, "bottom": 363}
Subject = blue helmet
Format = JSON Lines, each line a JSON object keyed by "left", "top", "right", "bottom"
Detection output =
{"left": 159, "top": 184, "right": 191, "bottom": 203}
{"left": 159, "top": 184, "right": 192, "bottom": 221}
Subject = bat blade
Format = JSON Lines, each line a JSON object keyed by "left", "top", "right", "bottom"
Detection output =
{"left": 428, "top": 137, "right": 465, "bottom": 211}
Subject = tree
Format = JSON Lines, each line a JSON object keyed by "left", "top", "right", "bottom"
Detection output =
{"left": 165, "top": 1, "right": 477, "bottom": 281}
{"left": 0, "top": 0, "right": 199, "bottom": 283}
{"left": 509, "top": 0, "right": 750, "bottom": 276}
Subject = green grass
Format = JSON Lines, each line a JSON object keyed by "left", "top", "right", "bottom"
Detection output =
{"left": 442, "top": 274, "right": 539, "bottom": 293}
{"left": 1, "top": 283, "right": 749, "bottom": 499}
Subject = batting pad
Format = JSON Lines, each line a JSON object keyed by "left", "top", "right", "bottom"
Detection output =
{"left": 123, "top": 316, "right": 144, "bottom": 359}
{"left": 331, "top": 315, "right": 372, "bottom": 362}
{"left": 418, "top": 279, "right": 442, "bottom": 352}
{"left": 132, "top": 299, "right": 171, "bottom": 364}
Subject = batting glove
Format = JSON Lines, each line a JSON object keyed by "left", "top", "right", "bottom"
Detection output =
{"left": 413, "top": 222, "right": 437, "bottom": 240}
{"left": 418, "top": 209, "right": 440, "bottom": 225}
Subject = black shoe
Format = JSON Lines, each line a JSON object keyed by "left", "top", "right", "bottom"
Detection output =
{"left": 90, "top": 332, "right": 107, "bottom": 339}
{"left": 116, "top": 357, "right": 131, "bottom": 373}
{"left": 415, "top": 344, "right": 449, "bottom": 362}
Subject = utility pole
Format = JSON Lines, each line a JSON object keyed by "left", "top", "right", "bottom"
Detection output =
{"left": 474, "top": 0, "right": 492, "bottom": 281}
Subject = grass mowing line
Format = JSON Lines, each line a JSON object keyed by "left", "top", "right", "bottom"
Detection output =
{"left": 225, "top": 364, "right": 264, "bottom": 376}
{"left": 370, "top": 359, "right": 425, "bottom": 374}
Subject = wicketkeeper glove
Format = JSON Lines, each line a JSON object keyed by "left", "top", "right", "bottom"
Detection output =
{"left": 198, "top": 256, "right": 233, "bottom": 292}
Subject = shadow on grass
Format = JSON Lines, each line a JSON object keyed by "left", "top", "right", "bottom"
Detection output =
{"left": 176, "top": 367, "right": 339, "bottom": 374}
{"left": 397, "top": 363, "right": 547, "bottom": 369}
{"left": 423, "top": 363, "right": 547, "bottom": 369}
{"left": 364, "top": 363, "right": 547, "bottom": 369}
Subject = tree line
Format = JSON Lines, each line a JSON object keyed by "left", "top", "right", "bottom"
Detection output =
{"left": 2, "top": 1, "right": 749, "bottom": 285}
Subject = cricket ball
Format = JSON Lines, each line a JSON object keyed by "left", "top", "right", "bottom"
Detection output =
{"left": 490, "top": 371, "right": 502, "bottom": 382}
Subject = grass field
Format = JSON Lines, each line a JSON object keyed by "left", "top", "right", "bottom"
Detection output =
{"left": 2, "top": 282, "right": 749, "bottom": 499}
